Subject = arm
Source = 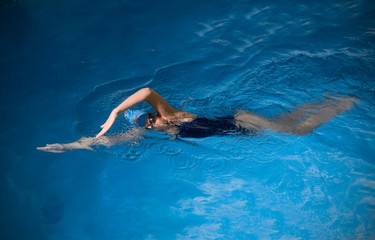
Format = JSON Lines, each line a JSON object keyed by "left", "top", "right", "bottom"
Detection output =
{"left": 37, "top": 142, "right": 94, "bottom": 153}
{"left": 37, "top": 128, "right": 144, "bottom": 153}
{"left": 96, "top": 88, "right": 177, "bottom": 138}
{"left": 37, "top": 88, "right": 175, "bottom": 153}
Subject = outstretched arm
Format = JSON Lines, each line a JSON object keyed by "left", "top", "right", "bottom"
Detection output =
{"left": 37, "top": 142, "right": 94, "bottom": 153}
{"left": 96, "top": 88, "right": 177, "bottom": 138}
{"left": 37, "top": 128, "right": 144, "bottom": 153}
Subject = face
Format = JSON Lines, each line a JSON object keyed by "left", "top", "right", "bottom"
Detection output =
{"left": 145, "top": 113, "right": 168, "bottom": 129}
{"left": 145, "top": 113, "right": 157, "bottom": 129}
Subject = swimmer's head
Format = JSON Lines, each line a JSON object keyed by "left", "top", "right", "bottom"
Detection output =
{"left": 125, "top": 110, "right": 159, "bottom": 129}
{"left": 125, "top": 109, "right": 165, "bottom": 129}
{"left": 145, "top": 113, "right": 157, "bottom": 129}
{"left": 124, "top": 110, "right": 148, "bottom": 127}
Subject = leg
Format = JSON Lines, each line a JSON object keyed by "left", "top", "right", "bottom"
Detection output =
{"left": 234, "top": 111, "right": 278, "bottom": 131}
{"left": 235, "top": 96, "right": 358, "bottom": 136}
{"left": 273, "top": 96, "right": 358, "bottom": 135}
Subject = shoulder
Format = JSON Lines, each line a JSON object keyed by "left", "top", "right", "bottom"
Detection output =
{"left": 169, "top": 111, "right": 197, "bottom": 123}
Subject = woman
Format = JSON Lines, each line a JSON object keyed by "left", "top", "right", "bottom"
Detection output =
{"left": 37, "top": 88, "right": 357, "bottom": 153}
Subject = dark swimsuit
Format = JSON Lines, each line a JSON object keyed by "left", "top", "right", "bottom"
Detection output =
{"left": 176, "top": 117, "right": 255, "bottom": 138}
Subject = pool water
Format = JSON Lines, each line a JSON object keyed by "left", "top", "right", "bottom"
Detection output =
{"left": 1, "top": 0, "right": 375, "bottom": 239}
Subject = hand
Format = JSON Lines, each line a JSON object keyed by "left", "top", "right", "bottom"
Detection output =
{"left": 96, "top": 111, "right": 119, "bottom": 138}
{"left": 37, "top": 144, "right": 67, "bottom": 153}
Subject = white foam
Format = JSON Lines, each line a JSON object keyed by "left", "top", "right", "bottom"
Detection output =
{"left": 176, "top": 223, "right": 224, "bottom": 240}
{"left": 359, "top": 196, "right": 375, "bottom": 205}
{"left": 236, "top": 38, "right": 254, "bottom": 52}
{"left": 353, "top": 178, "right": 375, "bottom": 189}
{"left": 195, "top": 18, "right": 231, "bottom": 37}
{"left": 245, "top": 6, "right": 270, "bottom": 20}
{"left": 211, "top": 39, "right": 232, "bottom": 46}
{"left": 195, "top": 23, "right": 214, "bottom": 37}
{"left": 280, "top": 47, "right": 373, "bottom": 59}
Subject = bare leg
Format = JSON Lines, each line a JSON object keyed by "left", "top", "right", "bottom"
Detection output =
{"left": 37, "top": 128, "right": 145, "bottom": 153}
{"left": 286, "top": 96, "right": 357, "bottom": 135}
{"left": 235, "top": 96, "right": 358, "bottom": 135}
{"left": 234, "top": 111, "right": 278, "bottom": 132}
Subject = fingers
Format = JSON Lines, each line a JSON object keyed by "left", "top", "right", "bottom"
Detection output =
{"left": 97, "top": 114, "right": 117, "bottom": 138}
{"left": 96, "top": 129, "right": 105, "bottom": 138}
{"left": 37, "top": 145, "right": 50, "bottom": 150}
{"left": 36, "top": 145, "right": 66, "bottom": 153}
{"left": 97, "top": 123, "right": 112, "bottom": 138}
{"left": 97, "top": 123, "right": 107, "bottom": 138}
{"left": 96, "top": 127, "right": 108, "bottom": 138}
{"left": 36, "top": 146, "right": 56, "bottom": 152}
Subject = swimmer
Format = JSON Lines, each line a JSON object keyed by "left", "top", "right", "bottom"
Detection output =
{"left": 37, "top": 88, "right": 357, "bottom": 153}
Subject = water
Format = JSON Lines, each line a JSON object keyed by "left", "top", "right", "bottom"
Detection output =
{"left": 1, "top": 0, "right": 375, "bottom": 239}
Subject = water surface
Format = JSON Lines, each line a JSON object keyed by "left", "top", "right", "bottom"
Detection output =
{"left": 0, "top": 0, "right": 374, "bottom": 239}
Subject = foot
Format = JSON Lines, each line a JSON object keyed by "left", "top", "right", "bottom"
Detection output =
{"left": 337, "top": 97, "right": 359, "bottom": 111}
{"left": 324, "top": 95, "right": 359, "bottom": 112}
{"left": 326, "top": 95, "right": 359, "bottom": 103}
{"left": 37, "top": 143, "right": 67, "bottom": 153}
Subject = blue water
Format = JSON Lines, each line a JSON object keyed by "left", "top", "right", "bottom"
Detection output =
{"left": 1, "top": 0, "right": 375, "bottom": 239}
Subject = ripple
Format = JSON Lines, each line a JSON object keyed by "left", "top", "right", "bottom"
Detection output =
{"left": 212, "top": 139, "right": 258, "bottom": 177}
{"left": 251, "top": 135, "right": 290, "bottom": 164}
{"left": 158, "top": 144, "right": 183, "bottom": 156}
{"left": 214, "top": 140, "right": 251, "bottom": 161}
{"left": 158, "top": 142, "right": 198, "bottom": 170}
{"left": 212, "top": 135, "right": 291, "bottom": 173}
{"left": 197, "top": 155, "right": 228, "bottom": 173}
{"left": 116, "top": 142, "right": 144, "bottom": 162}
{"left": 168, "top": 156, "right": 198, "bottom": 170}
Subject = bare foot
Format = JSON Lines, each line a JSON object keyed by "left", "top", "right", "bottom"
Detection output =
{"left": 37, "top": 143, "right": 67, "bottom": 153}
{"left": 326, "top": 95, "right": 359, "bottom": 103}
{"left": 337, "top": 97, "right": 359, "bottom": 111}
{"left": 324, "top": 96, "right": 359, "bottom": 112}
